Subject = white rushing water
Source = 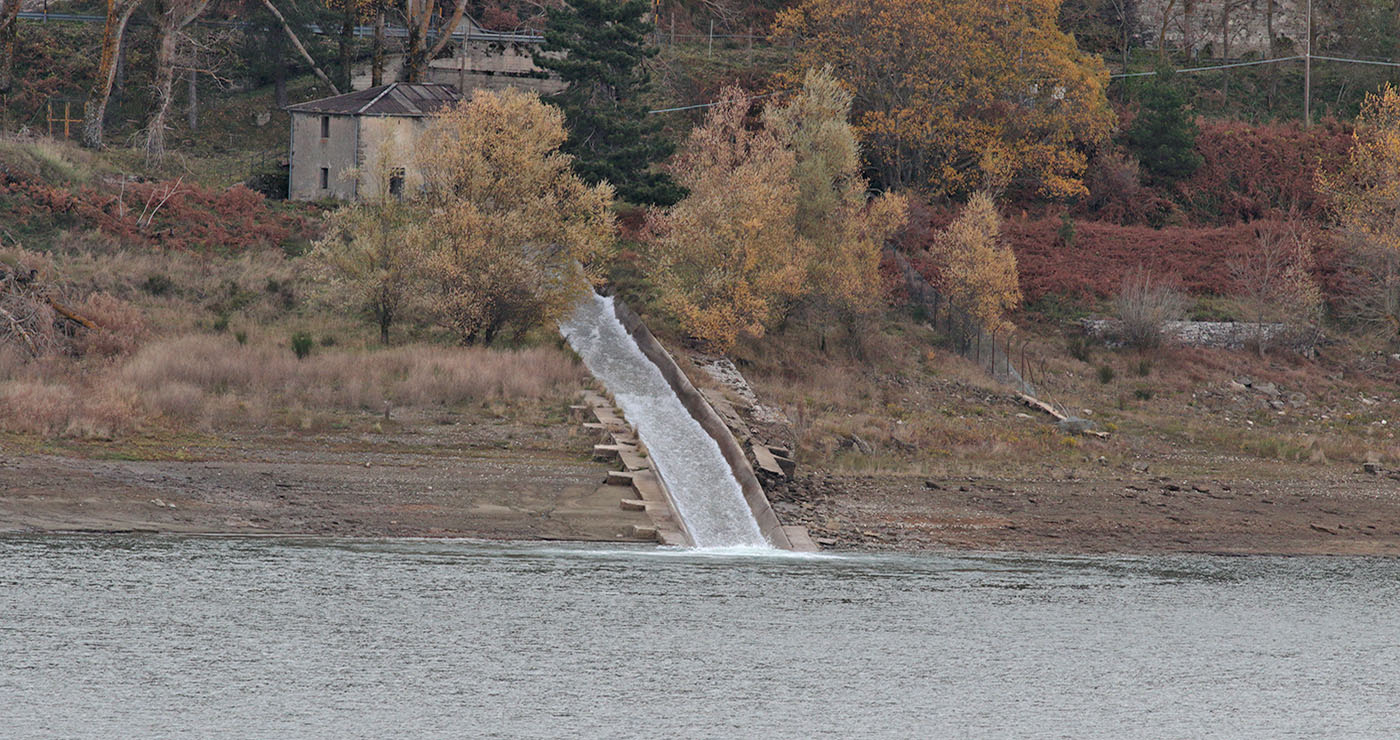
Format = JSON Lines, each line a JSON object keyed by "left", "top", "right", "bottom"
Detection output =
{"left": 560, "top": 293, "right": 769, "bottom": 549}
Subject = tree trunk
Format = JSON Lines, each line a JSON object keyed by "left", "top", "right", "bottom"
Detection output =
{"left": 1266, "top": 0, "right": 1276, "bottom": 111}
{"left": 259, "top": 0, "right": 340, "bottom": 94}
{"left": 372, "top": 9, "right": 384, "bottom": 86}
{"left": 401, "top": 0, "right": 465, "bottom": 82}
{"left": 337, "top": 1, "right": 353, "bottom": 92}
{"left": 186, "top": 66, "right": 198, "bottom": 131}
{"left": 274, "top": 31, "right": 288, "bottom": 107}
{"left": 144, "top": 26, "right": 180, "bottom": 163}
{"left": 1221, "top": 2, "right": 1230, "bottom": 99}
{"left": 0, "top": 0, "right": 21, "bottom": 94}
{"left": 82, "top": 0, "right": 140, "bottom": 149}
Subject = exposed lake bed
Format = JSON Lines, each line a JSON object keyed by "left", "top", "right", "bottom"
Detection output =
{"left": 4, "top": 441, "right": 1400, "bottom": 556}
{"left": 4, "top": 535, "right": 1399, "bottom": 739}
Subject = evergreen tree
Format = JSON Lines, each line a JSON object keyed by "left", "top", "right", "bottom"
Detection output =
{"left": 1125, "top": 67, "right": 1202, "bottom": 184}
{"left": 534, "top": 0, "right": 684, "bottom": 206}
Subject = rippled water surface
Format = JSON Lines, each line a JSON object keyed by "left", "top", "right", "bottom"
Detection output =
{"left": 3, "top": 536, "right": 1399, "bottom": 739}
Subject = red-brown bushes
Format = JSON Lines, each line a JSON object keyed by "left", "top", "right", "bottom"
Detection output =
{"left": 1006, "top": 218, "right": 1346, "bottom": 303}
{"left": 0, "top": 167, "right": 317, "bottom": 253}
{"left": 1175, "top": 119, "right": 1352, "bottom": 225}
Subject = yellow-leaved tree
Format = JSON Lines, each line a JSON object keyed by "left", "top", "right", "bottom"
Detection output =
{"left": 417, "top": 88, "right": 615, "bottom": 344}
{"left": 765, "top": 67, "right": 908, "bottom": 313}
{"left": 648, "top": 70, "right": 908, "bottom": 352}
{"left": 774, "top": 0, "right": 1114, "bottom": 198}
{"left": 927, "top": 192, "right": 1022, "bottom": 332}
{"left": 313, "top": 130, "right": 422, "bottom": 344}
{"left": 1319, "top": 84, "right": 1400, "bottom": 337}
{"left": 648, "top": 88, "right": 806, "bottom": 352}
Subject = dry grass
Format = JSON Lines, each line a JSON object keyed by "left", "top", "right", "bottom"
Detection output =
{"left": 0, "top": 334, "right": 586, "bottom": 436}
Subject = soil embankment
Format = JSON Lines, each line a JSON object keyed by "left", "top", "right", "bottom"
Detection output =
{"left": 772, "top": 466, "right": 1400, "bottom": 556}
{"left": 0, "top": 435, "right": 651, "bottom": 542}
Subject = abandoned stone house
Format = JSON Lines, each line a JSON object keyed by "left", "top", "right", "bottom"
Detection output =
{"left": 286, "top": 82, "right": 459, "bottom": 201}
{"left": 290, "top": 17, "right": 563, "bottom": 202}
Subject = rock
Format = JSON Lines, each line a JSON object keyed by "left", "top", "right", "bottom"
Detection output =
{"left": 1254, "top": 382, "right": 1280, "bottom": 397}
{"left": 1235, "top": 376, "right": 1254, "bottom": 388}
{"left": 1130, "top": 461, "right": 1150, "bottom": 474}
{"left": 923, "top": 480, "right": 942, "bottom": 490}
{"left": 1288, "top": 392, "right": 1308, "bottom": 408}
{"left": 1192, "top": 484, "right": 1211, "bottom": 494}
{"left": 1363, "top": 461, "right": 1382, "bottom": 475}
{"left": 1268, "top": 400, "right": 1286, "bottom": 411}
{"left": 1056, "top": 416, "right": 1097, "bottom": 434}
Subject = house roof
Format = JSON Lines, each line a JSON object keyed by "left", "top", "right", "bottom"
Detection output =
{"left": 285, "top": 83, "right": 460, "bottom": 117}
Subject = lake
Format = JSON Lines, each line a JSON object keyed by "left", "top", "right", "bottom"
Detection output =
{"left": 3, "top": 536, "right": 1397, "bottom": 738}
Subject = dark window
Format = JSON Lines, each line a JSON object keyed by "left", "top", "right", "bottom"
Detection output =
{"left": 388, "top": 168, "right": 405, "bottom": 198}
{"left": 319, "top": 167, "right": 329, "bottom": 189}
{"left": 320, "top": 115, "right": 330, "bottom": 139}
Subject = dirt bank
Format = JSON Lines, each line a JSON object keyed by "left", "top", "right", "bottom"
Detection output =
{"left": 0, "top": 434, "right": 651, "bottom": 542}
{"left": 772, "top": 463, "right": 1400, "bottom": 556}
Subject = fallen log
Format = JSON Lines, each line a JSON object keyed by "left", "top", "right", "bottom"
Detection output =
{"left": 46, "top": 297, "right": 99, "bottom": 331}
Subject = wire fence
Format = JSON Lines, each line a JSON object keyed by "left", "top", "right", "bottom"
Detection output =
{"left": 887, "top": 247, "right": 1068, "bottom": 412}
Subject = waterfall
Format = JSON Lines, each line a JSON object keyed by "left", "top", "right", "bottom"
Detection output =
{"left": 560, "top": 293, "right": 769, "bottom": 549}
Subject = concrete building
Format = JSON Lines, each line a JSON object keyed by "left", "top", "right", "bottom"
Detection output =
{"left": 350, "top": 18, "right": 564, "bottom": 97}
{"left": 285, "top": 82, "right": 459, "bottom": 201}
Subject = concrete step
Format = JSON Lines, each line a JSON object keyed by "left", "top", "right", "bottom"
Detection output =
{"left": 606, "top": 470, "right": 637, "bottom": 486}
{"left": 619, "top": 498, "right": 647, "bottom": 512}
{"left": 751, "top": 443, "right": 786, "bottom": 478}
{"left": 782, "top": 525, "right": 820, "bottom": 552}
{"left": 592, "top": 443, "right": 637, "bottom": 462}
{"left": 617, "top": 449, "right": 650, "bottom": 472}
{"left": 631, "top": 524, "right": 658, "bottom": 541}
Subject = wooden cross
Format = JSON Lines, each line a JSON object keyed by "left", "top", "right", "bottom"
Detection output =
{"left": 47, "top": 100, "right": 82, "bottom": 139}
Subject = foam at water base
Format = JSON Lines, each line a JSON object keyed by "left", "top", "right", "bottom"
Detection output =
{"left": 561, "top": 293, "right": 769, "bottom": 549}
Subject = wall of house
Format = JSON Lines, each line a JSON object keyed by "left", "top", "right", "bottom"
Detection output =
{"left": 355, "top": 116, "right": 431, "bottom": 200}
{"left": 289, "top": 112, "right": 360, "bottom": 201}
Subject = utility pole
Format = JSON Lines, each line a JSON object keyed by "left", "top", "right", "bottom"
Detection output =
{"left": 1303, "top": 0, "right": 1312, "bottom": 127}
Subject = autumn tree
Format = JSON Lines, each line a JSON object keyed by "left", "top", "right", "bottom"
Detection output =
{"left": 1319, "top": 84, "right": 1400, "bottom": 338}
{"left": 774, "top": 0, "right": 1114, "bottom": 198}
{"left": 648, "top": 88, "right": 806, "bottom": 351}
{"left": 648, "top": 73, "right": 907, "bottom": 351}
{"left": 925, "top": 192, "right": 1022, "bottom": 332}
{"left": 534, "top": 0, "right": 683, "bottom": 206}
{"left": 415, "top": 89, "right": 614, "bottom": 344}
{"left": 764, "top": 67, "right": 906, "bottom": 314}
{"left": 312, "top": 134, "right": 422, "bottom": 344}
{"left": 82, "top": 0, "right": 144, "bottom": 149}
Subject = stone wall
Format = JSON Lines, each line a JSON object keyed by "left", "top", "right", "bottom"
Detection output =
{"left": 1134, "top": 0, "right": 1309, "bottom": 57}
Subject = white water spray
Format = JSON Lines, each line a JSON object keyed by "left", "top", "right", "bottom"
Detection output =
{"left": 560, "top": 293, "right": 769, "bottom": 549}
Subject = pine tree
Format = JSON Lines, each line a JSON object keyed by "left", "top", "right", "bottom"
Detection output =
{"left": 1125, "top": 67, "right": 1202, "bottom": 184}
{"left": 534, "top": 0, "right": 683, "bottom": 206}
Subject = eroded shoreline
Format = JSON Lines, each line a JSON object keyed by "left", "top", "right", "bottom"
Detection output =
{"left": 5, "top": 441, "right": 1400, "bottom": 556}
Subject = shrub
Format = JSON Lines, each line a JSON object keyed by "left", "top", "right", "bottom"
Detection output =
{"left": 290, "top": 332, "right": 313, "bottom": 360}
{"left": 924, "top": 192, "right": 1022, "bottom": 332}
{"left": 1114, "top": 266, "right": 1187, "bottom": 350}
{"left": 1135, "top": 358, "right": 1153, "bottom": 377}
{"left": 141, "top": 273, "right": 174, "bottom": 296}
{"left": 1067, "top": 336, "right": 1093, "bottom": 363}
{"left": 1097, "top": 364, "right": 1116, "bottom": 384}
{"left": 1134, "top": 387, "right": 1155, "bottom": 401}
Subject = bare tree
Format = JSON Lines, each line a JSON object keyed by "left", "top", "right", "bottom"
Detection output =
{"left": 82, "top": 0, "right": 144, "bottom": 149}
{"left": 1114, "top": 265, "right": 1186, "bottom": 350}
{"left": 144, "top": 0, "right": 214, "bottom": 163}
{"left": 1228, "top": 222, "right": 1324, "bottom": 356}
{"left": 400, "top": 0, "right": 468, "bottom": 83}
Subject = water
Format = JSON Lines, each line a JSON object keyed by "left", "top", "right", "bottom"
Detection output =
{"left": 4, "top": 536, "right": 1400, "bottom": 739}
{"left": 560, "top": 293, "right": 767, "bottom": 548}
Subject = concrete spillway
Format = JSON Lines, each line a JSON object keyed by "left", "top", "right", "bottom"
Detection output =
{"left": 561, "top": 293, "right": 770, "bottom": 549}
